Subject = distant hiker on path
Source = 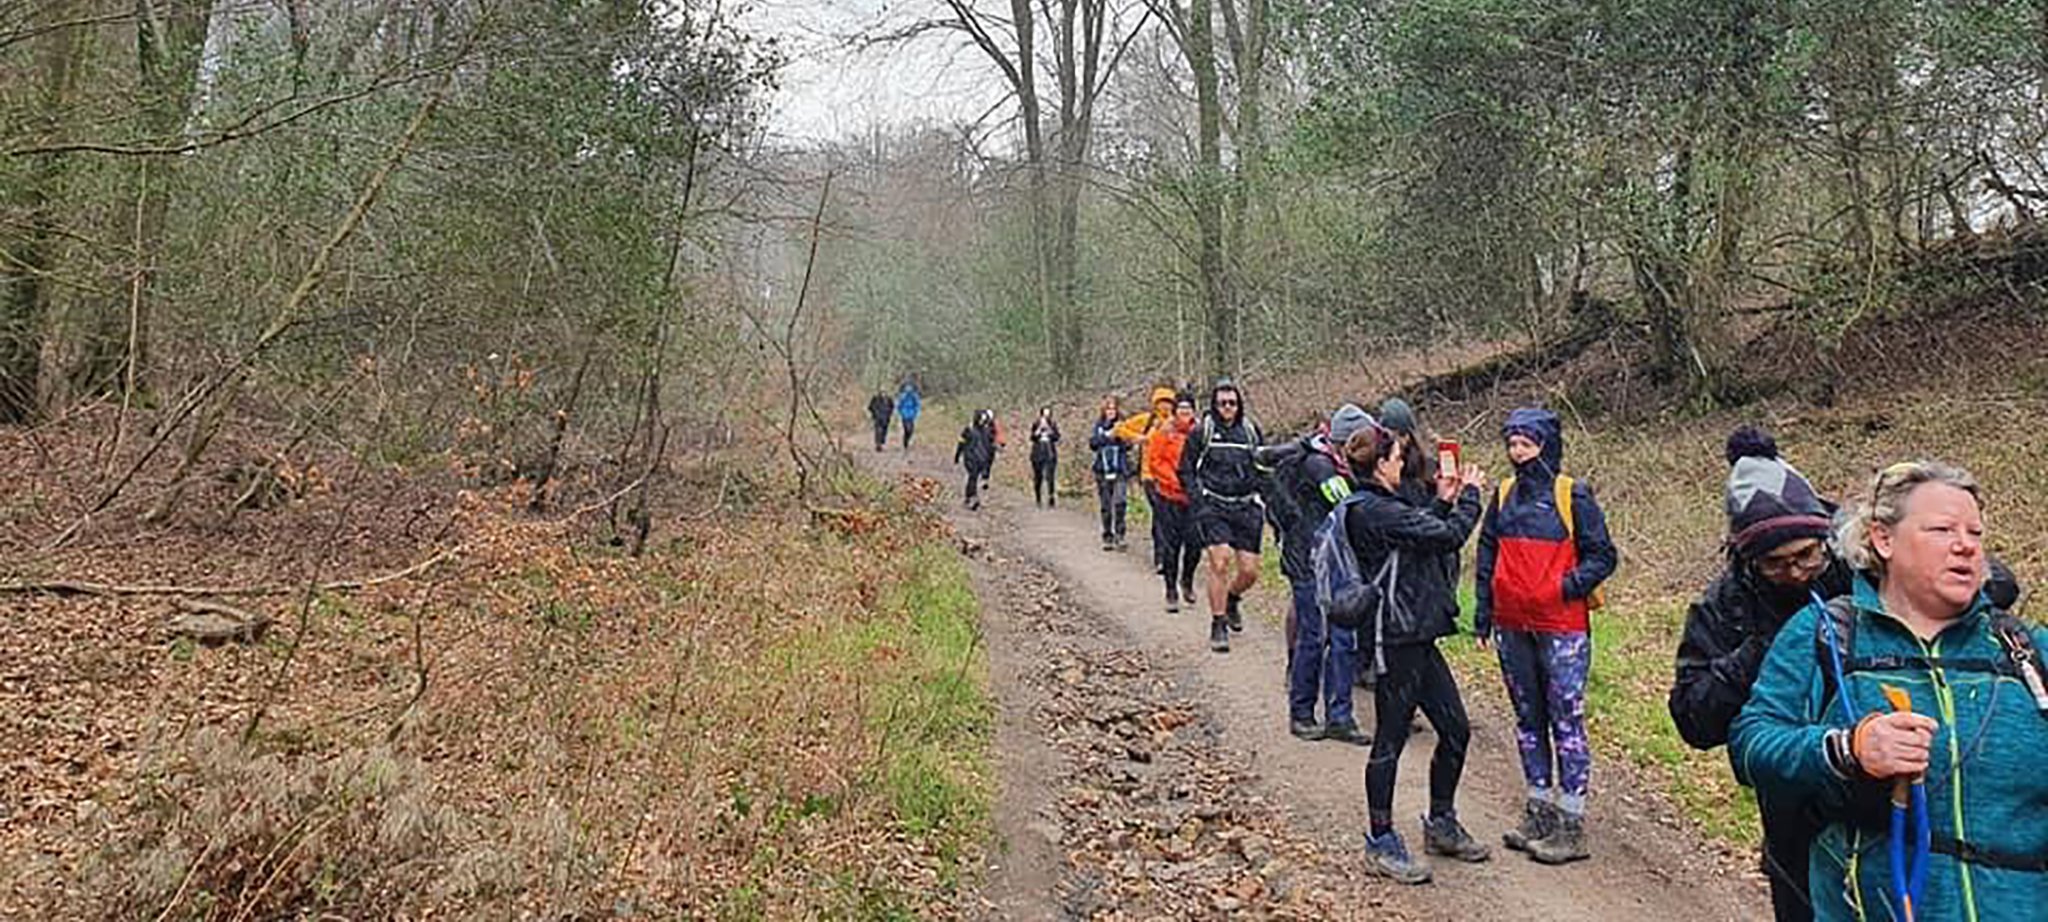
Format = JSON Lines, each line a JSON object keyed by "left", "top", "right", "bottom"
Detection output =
{"left": 896, "top": 379, "right": 922, "bottom": 449}
{"left": 867, "top": 391, "right": 893, "bottom": 451}
{"left": 1474, "top": 407, "right": 1617, "bottom": 865}
{"left": 1030, "top": 406, "right": 1061, "bottom": 508}
{"left": 1180, "top": 380, "right": 1265, "bottom": 654}
{"left": 1089, "top": 396, "right": 1133, "bottom": 551}
{"left": 1144, "top": 394, "right": 1202, "bottom": 612}
{"left": 1730, "top": 461, "right": 2048, "bottom": 922}
{"left": 954, "top": 409, "right": 999, "bottom": 510}
{"left": 1339, "top": 423, "right": 1491, "bottom": 885}
{"left": 1258, "top": 403, "right": 1375, "bottom": 745}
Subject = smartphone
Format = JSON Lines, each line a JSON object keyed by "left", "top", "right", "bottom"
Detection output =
{"left": 1437, "top": 439, "right": 1460, "bottom": 475}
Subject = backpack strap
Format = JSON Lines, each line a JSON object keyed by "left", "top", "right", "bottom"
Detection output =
{"left": 1556, "top": 475, "right": 1576, "bottom": 539}
{"left": 1495, "top": 476, "right": 1514, "bottom": 510}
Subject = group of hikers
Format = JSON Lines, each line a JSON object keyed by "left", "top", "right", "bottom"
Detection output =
{"left": 872, "top": 376, "right": 2047, "bottom": 920}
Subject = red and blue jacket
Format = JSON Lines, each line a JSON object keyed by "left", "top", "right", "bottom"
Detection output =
{"left": 1475, "top": 408, "right": 1618, "bottom": 635}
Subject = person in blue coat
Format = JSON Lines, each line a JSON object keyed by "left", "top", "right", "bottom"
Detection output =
{"left": 1730, "top": 461, "right": 2048, "bottom": 922}
{"left": 896, "top": 379, "right": 922, "bottom": 449}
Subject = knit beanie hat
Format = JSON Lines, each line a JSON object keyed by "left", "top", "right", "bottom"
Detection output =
{"left": 1328, "top": 403, "right": 1376, "bottom": 447}
{"left": 1725, "top": 430, "right": 1832, "bottom": 557}
{"left": 1377, "top": 398, "right": 1418, "bottom": 437}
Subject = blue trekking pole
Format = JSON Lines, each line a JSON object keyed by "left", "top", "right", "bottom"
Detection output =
{"left": 1879, "top": 684, "right": 1930, "bottom": 922}
{"left": 1812, "top": 591, "right": 1931, "bottom": 921}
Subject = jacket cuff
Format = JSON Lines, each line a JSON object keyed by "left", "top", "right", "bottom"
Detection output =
{"left": 1823, "top": 727, "right": 1869, "bottom": 781}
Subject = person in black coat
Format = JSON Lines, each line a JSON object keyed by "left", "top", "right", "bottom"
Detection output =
{"left": 1339, "top": 423, "right": 1491, "bottom": 885}
{"left": 1668, "top": 427, "right": 2021, "bottom": 922}
{"left": 1029, "top": 405, "right": 1061, "bottom": 507}
{"left": 867, "top": 392, "right": 894, "bottom": 451}
{"left": 954, "top": 409, "right": 999, "bottom": 510}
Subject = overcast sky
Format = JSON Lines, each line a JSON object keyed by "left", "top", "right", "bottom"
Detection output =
{"left": 742, "top": 0, "right": 1013, "bottom": 145}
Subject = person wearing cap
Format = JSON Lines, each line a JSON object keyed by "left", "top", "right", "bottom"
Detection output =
{"left": 1474, "top": 407, "right": 1617, "bottom": 865}
{"left": 1256, "top": 403, "right": 1377, "bottom": 744}
{"left": 1670, "top": 427, "right": 2020, "bottom": 921}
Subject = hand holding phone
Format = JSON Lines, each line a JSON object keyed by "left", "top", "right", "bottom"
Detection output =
{"left": 1437, "top": 439, "right": 1461, "bottom": 476}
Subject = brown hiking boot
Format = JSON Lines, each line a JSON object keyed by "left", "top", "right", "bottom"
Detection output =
{"left": 1503, "top": 798, "right": 1560, "bottom": 852}
{"left": 1527, "top": 813, "right": 1590, "bottom": 865}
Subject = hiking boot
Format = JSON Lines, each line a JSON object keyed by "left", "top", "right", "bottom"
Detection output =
{"left": 1289, "top": 719, "right": 1326, "bottom": 741}
{"left": 1363, "top": 831, "right": 1432, "bottom": 885}
{"left": 1322, "top": 720, "right": 1371, "bottom": 746}
{"left": 1527, "top": 814, "right": 1590, "bottom": 865}
{"left": 1165, "top": 585, "right": 1181, "bottom": 613}
{"left": 1226, "top": 595, "right": 1244, "bottom": 633}
{"left": 1209, "top": 618, "right": 1230, "bottom": 653}
{"left": 1102, "top": 537, "right": 1116, "bottom": 551}
{"left": 1503, "top": 798, "right": 1560, "bottom": 853}
{"left": 1422, "top": 813, "right": 1492, "bottom": 864}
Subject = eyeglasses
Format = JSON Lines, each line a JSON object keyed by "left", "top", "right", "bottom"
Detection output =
{"left": 1216, "top": 398, "right": 1240, "bottom": 407}
{"left": 1755, "top": 539, "right": 1827, "bottom": 578}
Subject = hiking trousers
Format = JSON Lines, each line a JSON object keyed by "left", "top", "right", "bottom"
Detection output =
{"left": 1366, "top": 642, "right": 1471, "bottom": 825}
{"left": 901, "top": 416, "right": 916, "bottom": 448}
{"left": 1095, "top": 474, "right": 1128, "bottom": 542}
{"left": 1288, "top": 579, "right": 1358, "bottom": 726}
{"left": 964, "top": 463, "right": 990, "bottom": 506}
{"left": 872, "top": 417, "right": 890, "bottom": 450}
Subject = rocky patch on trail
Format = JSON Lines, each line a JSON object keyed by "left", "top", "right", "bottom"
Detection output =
{"left": 981, "top": 557, "right": 1402, "bottom": 921}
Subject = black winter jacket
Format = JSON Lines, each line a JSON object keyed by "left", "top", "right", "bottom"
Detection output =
{"left": 1029, "top": 419, "right": 1061, "bottom": 464}
{"left": 867, "top": 394, "right": 893, "bottom": 426}
{"left": 955, "top": 423, "right": 998, "bottom": 471}
{"left": 1668, "top": 553, "right": 2021, "bottom": 750}
{"left": 1258, "top": 436, "right": 1351, "bottom": 583}
{"left": 1342, "top": 482, "right": 1483, "bottom": 646}
{"left": 1180, "top": 414, "right": 1264, "bottom": 502}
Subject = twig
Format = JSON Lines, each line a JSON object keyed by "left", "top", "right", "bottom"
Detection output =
{"left": 0, "top": 546, "right": 462, "bottom": 599}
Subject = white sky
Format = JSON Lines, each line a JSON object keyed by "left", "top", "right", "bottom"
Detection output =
{"left": 741, "top": 0, "right": 1016, "bottom": 145}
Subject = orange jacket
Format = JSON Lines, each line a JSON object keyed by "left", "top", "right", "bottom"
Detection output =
{"left": 1143, "top": 418, "right": 1193, "bottom": 504}
{"left": 1112, "top": 386, "right": 1180, "bottom": 478}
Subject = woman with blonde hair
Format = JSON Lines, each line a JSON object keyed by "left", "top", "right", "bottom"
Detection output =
{"left": 1731, "top": 461, "right": 2048, "bottom": 921}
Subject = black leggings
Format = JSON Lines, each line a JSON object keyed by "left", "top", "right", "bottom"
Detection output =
{"left": 964, "top": 464, "right": 990, "bottom": 504}
{"left": 1366, "top": 642, "right": 1472, "bottom": 826}
{"left": 872, "top": 418, "right": 890, "bottom": 449}
{"left": 1032, "top": 457, "right": 1057, "bottom": 504}
{"left": 1153, "top": 498, "right": 1202, "bottom": 590}
{"left": 901, "top": 417, "right": 916, "bottom": 448}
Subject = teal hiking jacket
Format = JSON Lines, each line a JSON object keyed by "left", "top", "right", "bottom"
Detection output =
{"left": 1730, "top": 573, "right": 2048, "bottom": 921}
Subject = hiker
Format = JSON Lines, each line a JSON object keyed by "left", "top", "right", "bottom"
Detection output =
{"left": 1379, "top": 398, "right": 1465, "bottom": 634}
{"left": 1474, "top": 407, "right": 1617, "bottom": 865}
{"left": 1143, "top": 394, "right": 1203, "bottom": 612}
{"left": 1114, "top": 385, "right": 1181, "bottom": 575}
{"left": 1029, "top": 406, "right": 1061, "bottom": 508}
{"left": 954, "top": 409, "right": 998, "bottom": 510}
{"left": 1088, "top": 396, "right": 1134, "bottom": 550}
{"left": 1339, "top": 423, "right": 1491, "bottom": 884}
{"left": 1670, "top": 429, "right": 2022, "bottom": 921}
{"left": 896, "top": 379, "right": 922, "bottom": 449}
{"left": 1257, "top": 403, "right": 1376, "bottom": 745}
{"left": 1180, "top": 380, "right": 1266, "bottom": 653}
{"left": 1729, "top": 460, "right": 2048, "bottom": 922}
{"left": 867, "top": 391, "right": 893, "bottom": 451}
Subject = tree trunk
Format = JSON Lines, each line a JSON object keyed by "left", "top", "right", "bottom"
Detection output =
{"left": 78, "top": 0, "right": 214, "bottom": 401}
{"left": 0, "top": 4, "right": 90, "bottom": 424}
{"left": 1185, "top": 0, "right": 1231, "bottom": 378}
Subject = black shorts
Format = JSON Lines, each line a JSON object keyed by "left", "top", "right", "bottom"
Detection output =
{"left": 1195, "top": 497, "right": 1264, "bottom": 553}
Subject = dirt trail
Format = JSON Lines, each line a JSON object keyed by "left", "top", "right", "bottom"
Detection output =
{"left": 862, "top": 444, "right": 1763, "bottom": 921}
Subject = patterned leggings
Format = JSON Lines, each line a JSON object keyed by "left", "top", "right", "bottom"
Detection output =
{"left": 1495, "top": 629, "right": 1592, "bottom": 816}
